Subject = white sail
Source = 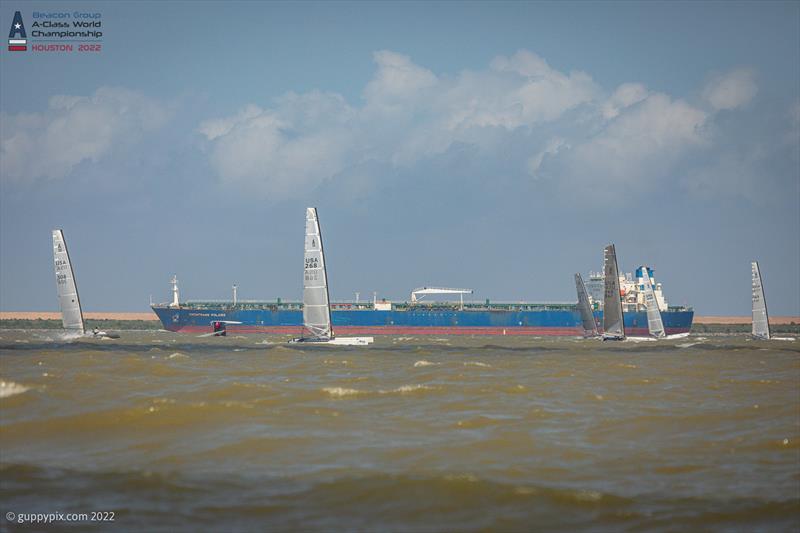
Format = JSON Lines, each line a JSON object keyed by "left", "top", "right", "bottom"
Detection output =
{"left": 751, "top": 261, "right": 770, "bottom": 340}
{"left": 640, "top": 267, "right": 665, "bottom": 338}
{"left": 52, "top": 229, "right": 85, "bottom": 334}
{"left": 301, "top": 208, "right": 333, "bottom": 340}
{"left": 574, "top": 273, "right": 598, "bottom": 336}
{"left": 602, "top": 244, "right": 625, "bottom": 340}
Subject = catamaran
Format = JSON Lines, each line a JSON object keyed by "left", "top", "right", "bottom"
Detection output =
{"left": 574, "top": 273, "right": 599, "bottom": 337}
{"left": 751, "top": 261, "right": 771, "bottom": 340}
{"left": 641, "top": 267, "right": 666, "bottom": 339}
{"left": 53, "top": 229, "right": 86, "bottom": 336}
{"left": 602, "top": 244, "right": 626, "bottom": 341}
{"left": 289, "top": 208, "right": 373, "bottom": 346}
{"left": 52, "top": 229, "right": 118, "bottom": 339}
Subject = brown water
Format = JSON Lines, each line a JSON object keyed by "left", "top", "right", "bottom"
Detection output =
{"left": 1, "top": 330, "right": 798, "bottom": 531}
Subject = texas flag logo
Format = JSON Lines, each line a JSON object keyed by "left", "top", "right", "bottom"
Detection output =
{"left": 8, "top": 11, "right": 27, "bottom": 51}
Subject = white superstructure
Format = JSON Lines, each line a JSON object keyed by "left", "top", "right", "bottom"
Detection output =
{"left": 585, "top": 266, "right": 670, "bottom": 313}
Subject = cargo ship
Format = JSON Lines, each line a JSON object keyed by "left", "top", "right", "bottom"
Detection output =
{"left": 151, "top": 267, "right": 693, "bottom": 336}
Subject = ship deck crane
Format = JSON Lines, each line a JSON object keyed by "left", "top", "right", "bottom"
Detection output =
{"left": 411, "top": 287, "right": 474, "bottom": 310}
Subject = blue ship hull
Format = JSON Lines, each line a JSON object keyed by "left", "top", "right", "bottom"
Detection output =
{"left": 152, "top": 306, "right": 694, "bottom": 336}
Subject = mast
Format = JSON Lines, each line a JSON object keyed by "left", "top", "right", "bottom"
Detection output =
{"left": 318, "top": 208, "right": 334, "bottom": 337}
{"left": 640, "top": 266, "right": 665, "bottom": 338}
{"left": 602, "top": 244, "right": 625, "bottom": 340}
{"left": 52, "top": 229, "right": 85, "bottom": 334}
{"left": 574, "top": 273, "right": 599, "bottom": 336}
{"left": 301, "top": 208, "right": 333, "bottom": 340}
{"left": 751, "top": 261, "right": 770, "bottom": 339}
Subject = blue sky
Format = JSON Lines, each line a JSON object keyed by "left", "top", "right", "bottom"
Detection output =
{"left": 1, "top": 1, "right": 798, "bottom": 315}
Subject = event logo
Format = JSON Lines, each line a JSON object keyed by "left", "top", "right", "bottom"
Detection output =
{"left": 6, "top": 9, "right": 103, "bottom": 53}
{"left": 8, "top": 11, "right": 27, "bottom": 51}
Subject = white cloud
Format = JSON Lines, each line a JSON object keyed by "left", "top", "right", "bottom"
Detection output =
{"left": 602, "top": 83, "right": 649, "bottom": 119}
{"left": 197, "top": 52, "right": 768, "bottom": 204}
{"left": 363, "top": 50, "right": 438, "bottom": 105}
{"left": 201, "top": 49, "right": 600, "bottom": 198}
{"left": 199, "top": 91, "right": 355, "bottom": 197}
{"left": 198, "top": 104, "right": 262, "bottom": 141}
{"left": 489, "top": 50, "right": 598, "bottom": 125}
{"left": 0, "top": 87, "right": 167, "bottom": 182}
{"left": 527, "top": 137, "right": 568, "bottom": 177}
{"left": 702, "top": 68, "right": 758, "bottom": 110}
{"left": 560, "top": 93, "right": 709, "bottom": 194}
{"left": 791, "top": 100, "right": 800, "bottom": 125}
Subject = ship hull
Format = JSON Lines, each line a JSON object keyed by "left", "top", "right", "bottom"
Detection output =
{"left": 152, "top": 307, "right": 694, "bottom": 336}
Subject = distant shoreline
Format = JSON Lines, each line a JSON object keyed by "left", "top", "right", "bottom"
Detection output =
{"left": 0, "top": 311, "right": 157, "bottom": 321}
{"left": 693, "top": 315, "right": 798, "bottom": 325}
{"left": 0, "top": 311, "right": 797, "bottom": 325}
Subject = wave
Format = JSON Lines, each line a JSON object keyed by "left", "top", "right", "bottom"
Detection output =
{"left": 322, "top": 387, "right": 362, "bottom": 397}
{"left": 323, "top": 384, "right": 435, "bottom": 398}
{"left": 677, "top": 342, "right": 702, "bottom": 348}
{"left": 3, "top": 464, "right": 797, "bottom": 531}
{"left": 0, "top": 380, "right": 30, "bottom": 398}
{"left": 413, "top": 360, "right": 441, "bottom": 367}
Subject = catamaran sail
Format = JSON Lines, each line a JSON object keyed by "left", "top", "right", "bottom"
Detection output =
{"left": 751, "top": 261, "right": 770, "bottom": 340}
{"left": 301, "top": 207, "right": 333, "bottom": 340}
{"left": 52, "top": 229, "right": 85, "bottom": 334}
{"left": 574, "top": 273, "right": 599, "bottom": 337}
{"left": 602, "top": 244, "right": 625, "bottom": 340}
{"left": 641, "top": 267, "right": 665, "bottom": 338}
{"left": 292, "top": 208, "right": 373, "bottom": 346}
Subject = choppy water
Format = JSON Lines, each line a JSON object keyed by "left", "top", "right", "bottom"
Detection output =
{"left": 1, "top": 330, "right": 798, "bottom": 532}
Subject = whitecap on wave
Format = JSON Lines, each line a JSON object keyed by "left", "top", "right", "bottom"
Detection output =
{"left": 388, "top": 384, "right": 432, "bottom": 393}
{"left": 677, "top": 342, "right": 700, "bottom": 349}
{"left": 323, "top": 387, "right": 362, "bottom": 397}
{"left": 464, "top": 361, "right": 491, "bottom": 368}
{"left": 0, "top": 380, "right": 30, "bottom": 398}
{"left": 323, "top": 384, "right": 434, "bottom": 397}
{"left": 413, "top": 360, "right": 441, "bottom": 367}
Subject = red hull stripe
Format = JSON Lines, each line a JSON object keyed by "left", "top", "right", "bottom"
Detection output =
{"left": 165, "top": 325, "right": 690, "bottom": 336}
{"left": 8, "top": 46, "right": 26, "bottom": 51}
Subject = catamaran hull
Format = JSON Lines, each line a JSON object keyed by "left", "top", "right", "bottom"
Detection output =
{"left": 153, "top": 307, "right": 693, "bottom": 336}
{"left": 289, "top": 336, "right": 374, "bottom": 346}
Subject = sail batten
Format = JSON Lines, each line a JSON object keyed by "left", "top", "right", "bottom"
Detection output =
{"left": 574, "top": 273, "right": 599, "bottom": 337}
{"left": 301, "top": 208, "right": 333, "bottom": 340}
{"left": 641, "top": 267, "right": 665, "bottom": 338}
{"left": 751, "top": 261, "right": 770, "bottom": 340}
{"left": 52, "top": 229, "right": 85, "bottom": 334}
{"left": 602, "top": 244, "right": 625, "bottom": 340}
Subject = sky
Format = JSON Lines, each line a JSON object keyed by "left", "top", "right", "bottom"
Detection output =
{"left": 1, "top": 0, "right": 798, "bottom": 315}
